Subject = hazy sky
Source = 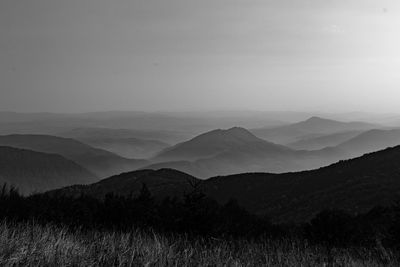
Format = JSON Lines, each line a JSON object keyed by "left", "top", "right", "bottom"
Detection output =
{"left": 1, "top": 0, "right": 400, "bottom": 113}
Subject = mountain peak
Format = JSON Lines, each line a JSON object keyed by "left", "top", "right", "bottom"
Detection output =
{"left": 225, "top": 126, "right": 253, "bottom": 135}
{"left": 304, "top": 116, "right": 331, "bottom": 123}
{"left": 197, "top": 127, "right": 260, "bottom": 143}
{"left": 152, "top": 126, "right": 289, "bottom": 163}
{"left": 297, "top": 117, "right": 342, "bottom": 128}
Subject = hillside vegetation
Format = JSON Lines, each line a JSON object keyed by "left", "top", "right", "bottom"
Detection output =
{"left": 55, "top": 145, "right": 400, "bottom": 223}
{"left": 0, "top": 222, "right": 397, "bottom": 267}
{"left": 1, "top": 184, "right": 400, "bottom": 266}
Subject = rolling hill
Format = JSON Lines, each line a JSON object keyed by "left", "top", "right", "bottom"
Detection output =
{"left": 52, "top": 145, "right": 400, "bottom": 223}
{"left": 153, "top": 127, "right": 291, "bottom": 162}
{"left": 0, "top": 146, "right": 96, "bottom": 194}
{"left": 80, "top": 137, "right": 169, "bottom": 159}
{"left": 146, "top": 127, "right": 347, "bottom": 178}
{"left": 63, "top": 134, "right": 170, "bottom": 159}
{"left": 50, "top": 168, "right": 198, "bottom": 199}
{"left": 336, "top": 129, "right": 400, "bottom": 157}
{"left": 251, "top": 117, "right": 378, "bottom": 144}
{"left": 287, "top": 130, "right": 363, "bottom": 150}
{"left": 0, "top": 134, "right": 148, "bottom": 178}
{"left": 204, "top": 145, "right": 400, "bottom": 222}
{"left": 59, "top": 127, "right": 190, "bottom": 144}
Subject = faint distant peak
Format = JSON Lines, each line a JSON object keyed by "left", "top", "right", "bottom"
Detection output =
{"left": 226, "top": 126, "right": 253, "bottom": 135}
{"left": 303, "top": 116, "right": 334, "bottom": 123}
{"left": 194, "top": 126, "right": 259, "bottom": 141}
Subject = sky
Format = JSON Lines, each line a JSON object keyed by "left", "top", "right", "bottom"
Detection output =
{"left": 0, "top": 0, "right": 400, "bottom": 113}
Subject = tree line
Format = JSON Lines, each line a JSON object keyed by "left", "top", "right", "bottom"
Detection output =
{"left": 1, "top": 183, "right": 400, "bottom": 248}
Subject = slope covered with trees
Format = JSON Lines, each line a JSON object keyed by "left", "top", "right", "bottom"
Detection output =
{"left": 55, "top": 145, "right": 400, "bottom": 223}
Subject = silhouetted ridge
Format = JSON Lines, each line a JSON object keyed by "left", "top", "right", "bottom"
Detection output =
{"left": 51, "top": 168, "right": 199, "bottom": 199}
{"left": 54, "top": 144, "right": 400, "bottom": 223}
{"left": 0, "top": 146, "right": 96, "bottom": 194}
{"left": 204, "top": 144, "right": 400, "bottom": 222}
{"left": 0, "top": 134, "right": 148, "bottom": 177}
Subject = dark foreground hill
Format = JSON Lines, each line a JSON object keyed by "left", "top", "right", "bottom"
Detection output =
{"left": 0, "top": 134, "right": 148, "bottom": 178}
{"left": 205, "top": 145, "right": 400, "bottom": 222}
{"left": 54, "top": 145, "right": 400, "bottom": 222}
{"left": 50, "top": 168, "right": 198, "bottom": 199}
{"left": 0, "top": 146, "right": 96, "bottom": 194}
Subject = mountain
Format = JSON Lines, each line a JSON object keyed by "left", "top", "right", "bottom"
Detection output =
{"left": 52, "top": 145, "right": 400, "bottom": 223}
{"left": 251, "top": 117, "right": 378, "bottom": 144}
{"left": 58, "top": 128, "right": 171, "bottom": 158}
{"left": 0, "top": 146, "right": 96, "bottom": 194}
{"left": 153, "top": 127, "right": 291, "bottom": 162}
{"left": 59, "top": 127, "right": 190, "bottom": 144}
{"left": 146, "top": 127, "right": 347, "bottom": 178}
{"left": 204, "top": 145, "right": 400, "bottom": 222}
{"left": 336, "top": 129, "right": 400, "bottom": 157}
{"left": 0, "top": 134, "right": 148, "bottom": 177}
{"left": 50, "top": 168, "right": 199, "bottom": 199}
{"left": 287, "top": 130, "right": 363, "bottom": 150}
{"left": 0, "top": 111, "right": 286, "bottom": 140}
{"left": 0, "top": 111, "right": 199, "bottom": 134}
{"left": 78, "top": 137, "right": 170, "bottom": 159}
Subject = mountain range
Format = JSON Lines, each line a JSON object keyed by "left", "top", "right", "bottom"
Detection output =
{"left": 0, "top": 134, "right": 148, "bottom": 178}
{"left": 0, "top": 146, "right": 96, "bottom": 194}
{"left": 2, "top": 112, "right": 400, "bottom": 223}
{"left": 251, "top": 116, "right": 378, "bottom": 144}
{"left": 53, "top": 144, "right": 400, "bottom": 222}
{"left": 78, "top": 137, "right": 169, "bottom": 159}
{"left": 0, "top": 111, "right": 290, "bottom": 138}
{"left": 287, "top": 130, "right": 363, "bottom": 150}
{"left": 336, "top": 129, "right": 400, "bottom": 157}
{"left": 145, "top": 127, "right": 347, "bottom": 177}
{"left": 58, "top": 127, "right": 190, "bottom": 145}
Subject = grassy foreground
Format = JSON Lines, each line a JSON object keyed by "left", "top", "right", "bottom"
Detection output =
{"left": 0, "top": 221, "right": 397, "bottom": 266}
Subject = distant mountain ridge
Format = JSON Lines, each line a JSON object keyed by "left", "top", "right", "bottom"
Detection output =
{"left": 80, "top": 137, "right": 169, "bottom": 159}
{"left": 0, "top": 146, "right": 96, "bottom": 194}
{"left": 336, "top": 129, "right": 400, "bottom": 157}
{"left": 251, "top": 117, "right": 378, "bottom": 144}
{"left": 0, "top": 134, "right": 148, "bottom": 177}
{"left": 290, "top": 116, "right": 374, "bottom": 133}
{"left": 59, "top": 127, "right": 190, "bottom": 144}
{"left": 287, "top": 130, "right": 363, "bottom": 150}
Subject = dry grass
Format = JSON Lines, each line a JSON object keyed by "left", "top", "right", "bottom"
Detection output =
{"left": 0, "top": 221, "right": 397, "bottom": 266}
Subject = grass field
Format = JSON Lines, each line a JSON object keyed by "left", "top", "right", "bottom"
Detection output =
{"left": 0, "top": 221, "right": 397, "bottom": 266}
